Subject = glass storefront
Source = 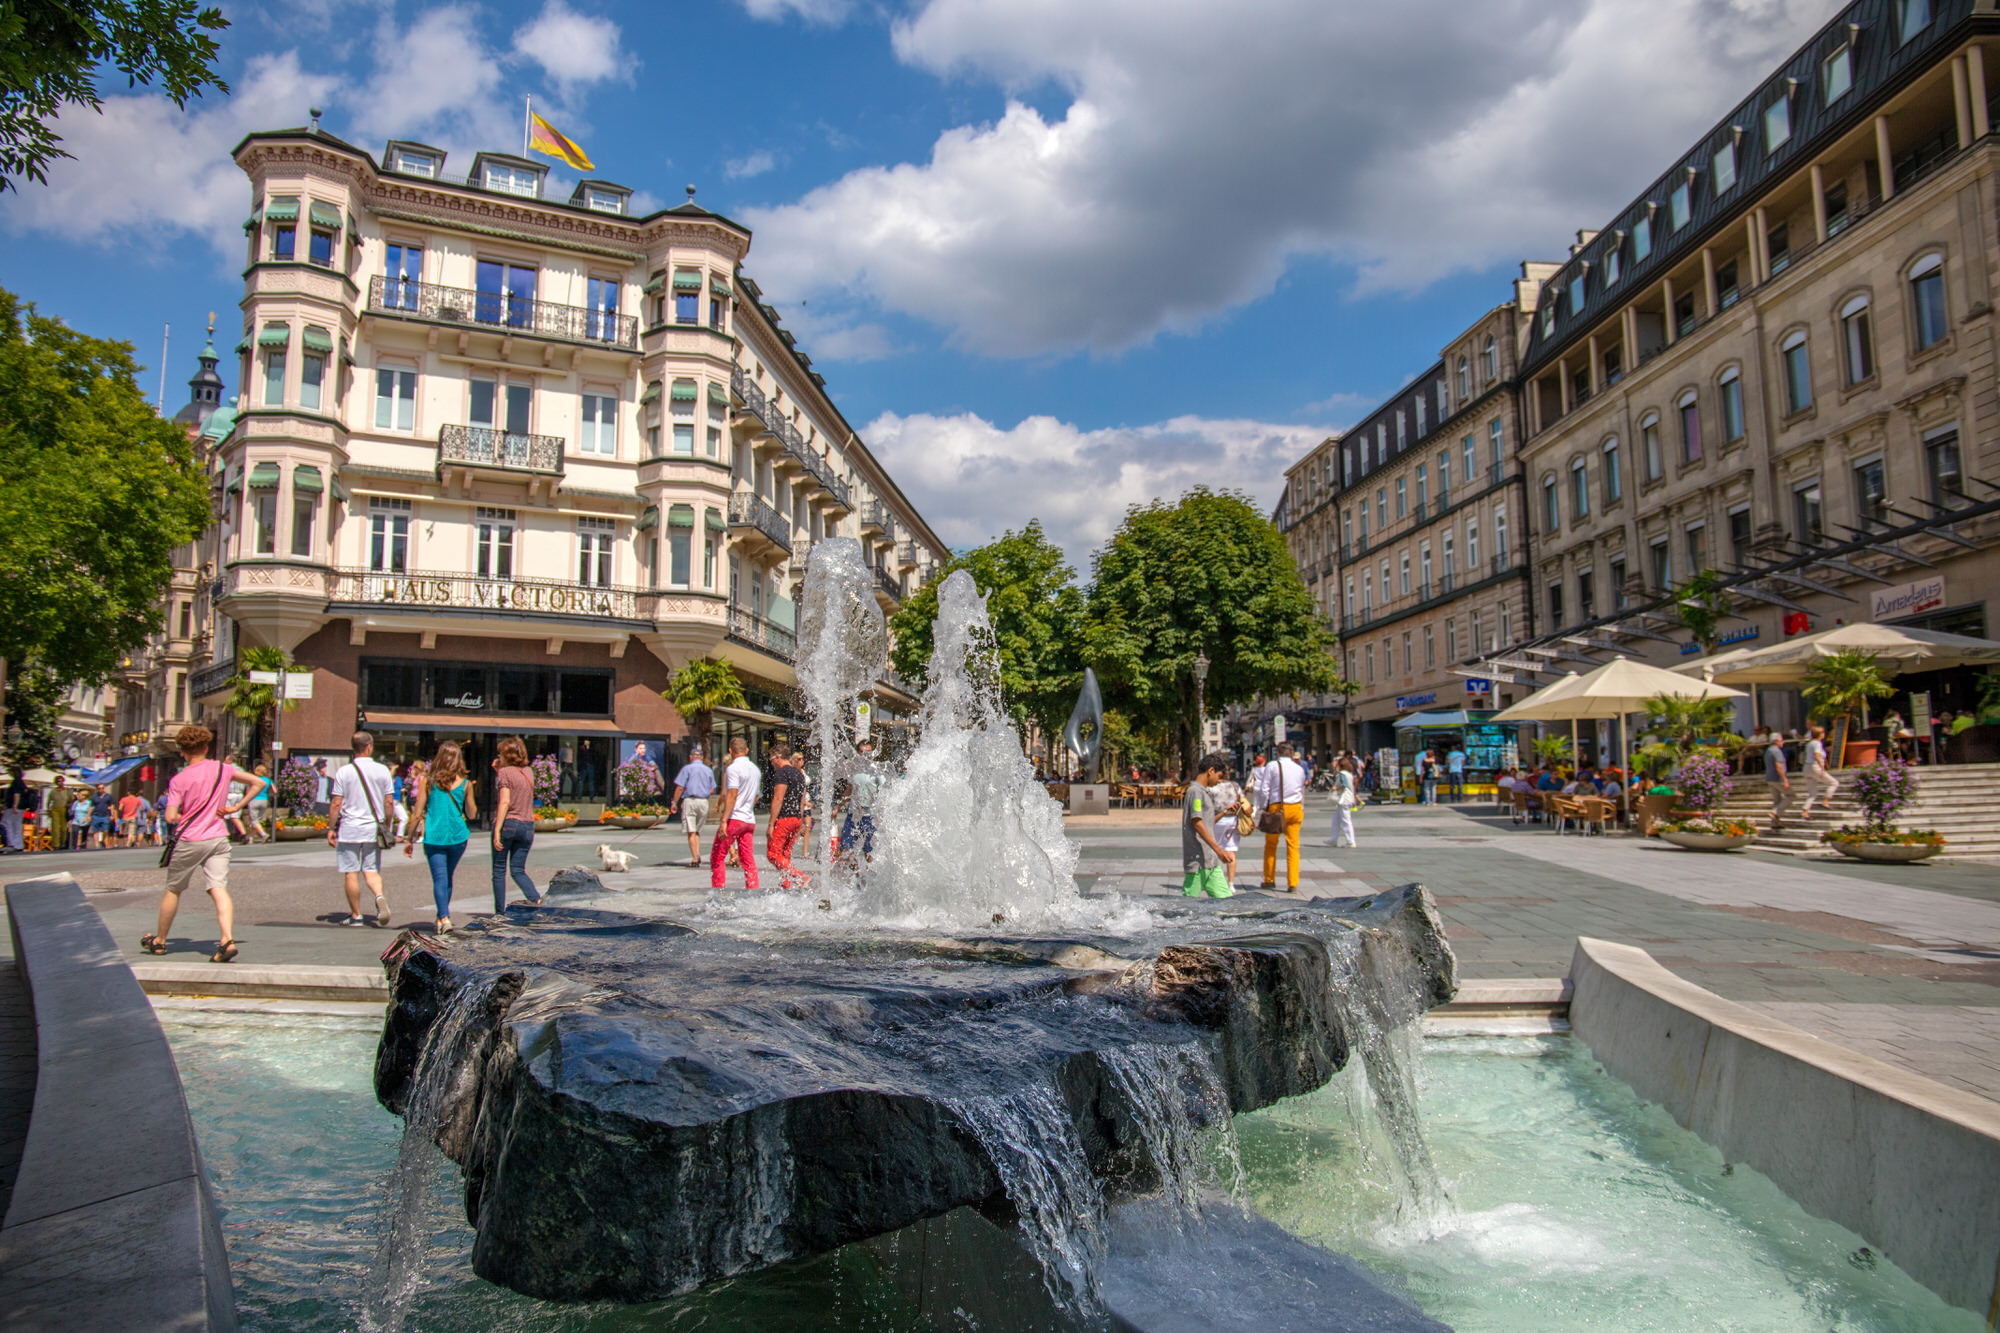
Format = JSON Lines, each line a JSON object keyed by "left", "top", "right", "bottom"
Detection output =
{"left": 1394, "top": 713, "right": 1519, "bottom": 797}
{"left": 367, "top": 728, "right": 614, "bottom": 822}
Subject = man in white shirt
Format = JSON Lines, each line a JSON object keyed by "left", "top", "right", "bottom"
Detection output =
{"left": 711, "top": 736, "right": 763, "bottom": 891}
{"left": 1259, "top": 743, "right": 1307, "bottom": 892}
{"left": 326, "top": 731, "right": 395, "bottom": 927}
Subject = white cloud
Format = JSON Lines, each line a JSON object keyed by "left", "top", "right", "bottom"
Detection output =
{"left": 739, "top": 0, "right": 854, "bottom": 25}
{"left": 725, "top": 149, "right": 779, "bottom": 179}
{"left": 863, "top": 410, "right": 1330, "bottom": 563}
{"left": 511, "top": 0, "right": 631, "bottom": 97}
{"left": 746, "top": 0, "right": 1840, "bottom": 357}
{"left": 348, "top": 5, "right": 513, "bottom": 155}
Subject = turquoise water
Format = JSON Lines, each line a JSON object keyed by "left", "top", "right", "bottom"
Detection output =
{"left": 162, "top": 1014, "right": 1983, "bottom": 1332}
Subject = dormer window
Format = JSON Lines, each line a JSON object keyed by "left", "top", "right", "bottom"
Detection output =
{"left": 585, "top": 188, "right": 623, "bottom": 214}
{"left": 395, "top": 149, "right": 437, "bottom": 177}
{"left": 385, "top": 140, "right": 446, "bottom": 178}
{"left": 487, "top": 163, "right": 538, "bottom": 196}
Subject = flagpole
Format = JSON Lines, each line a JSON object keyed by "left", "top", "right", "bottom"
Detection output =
{"left": 523, "top": 96, "right": 531, "bottom": 157}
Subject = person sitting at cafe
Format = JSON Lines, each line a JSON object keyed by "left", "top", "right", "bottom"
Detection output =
{"left": 1535, "top": 767, "right": 1562, "bottom": 792}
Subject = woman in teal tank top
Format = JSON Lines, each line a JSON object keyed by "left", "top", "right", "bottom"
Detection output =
{"left": 404, "top": 741, "right": 478, "bottom": 933}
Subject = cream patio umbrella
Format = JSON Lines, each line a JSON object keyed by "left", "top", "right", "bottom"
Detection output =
{"left": 1683, "top": 621, "right": 2000, "bottom": 685}
{"left": 1494, "top": 657, "right": 1744, "bottom": 780}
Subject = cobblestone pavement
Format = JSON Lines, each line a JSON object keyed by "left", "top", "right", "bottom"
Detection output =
{"left": 3, "top": 796, "right": 1995, "bottom": 1100}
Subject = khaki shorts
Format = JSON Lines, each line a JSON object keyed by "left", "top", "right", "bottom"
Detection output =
{"left": 166, "top": 837, "right": 231, "bottom": 895}
{"left": 681, "top": 797, "right": 710, "bottom": 832}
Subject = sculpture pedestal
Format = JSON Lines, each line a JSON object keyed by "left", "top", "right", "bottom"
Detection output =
{"left": 1067, "top": 783, "right": 1110, "bottom": 816}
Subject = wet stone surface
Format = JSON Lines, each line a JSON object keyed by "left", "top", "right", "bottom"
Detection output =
{"left": 374, "top": 883, "right": 1456, "bottom": 1303}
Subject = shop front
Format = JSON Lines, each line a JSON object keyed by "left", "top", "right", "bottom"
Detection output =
{"left": 1392, "top": 710, "right": 1519, "bottom": 800}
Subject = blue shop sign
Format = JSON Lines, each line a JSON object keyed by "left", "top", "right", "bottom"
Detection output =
{"left": 1465, "top": 678, "right": 1493, "bottom": 695}
{"left": 1680, "top": 625, "right": 1761, "bottom": 655}
{"left": 1396, "top": 691, "right": 1438, "bottom": 710}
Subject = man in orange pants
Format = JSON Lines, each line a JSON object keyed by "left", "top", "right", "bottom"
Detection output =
{"left": 1259, "top": 743, "right": 1307, "bottom": 891}
{"left": 765, "top": 743, "right": 808, "bottom": 889}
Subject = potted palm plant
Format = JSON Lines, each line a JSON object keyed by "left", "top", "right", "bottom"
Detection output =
{"left": 1800, "top": 649, "right": 1894, "bottom": 767}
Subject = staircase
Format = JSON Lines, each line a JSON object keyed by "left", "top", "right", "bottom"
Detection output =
{"left": 1706, "top": 762, "right": 2000, "bottom": 862}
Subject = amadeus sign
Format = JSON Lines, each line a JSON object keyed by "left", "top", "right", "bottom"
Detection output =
{"left": 1872, "top": 577, "right": 1946, "bottom": 622}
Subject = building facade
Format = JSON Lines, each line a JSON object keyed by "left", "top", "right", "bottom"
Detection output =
{"left": 178, "top": 126, "right": 945, "bottom": 803}
{"left": 1513, "top": 0, "right": 2000, "bottom": 736}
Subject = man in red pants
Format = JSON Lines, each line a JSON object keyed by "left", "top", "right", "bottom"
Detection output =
{"left": 765, "top": 743, "right": 808, "bottom": 889}
{"left": 710, "top": 736, "right": 762, "bottom": 891}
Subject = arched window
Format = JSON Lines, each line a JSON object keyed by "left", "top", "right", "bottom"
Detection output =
{"left": 1542, "top": 474, "right": 1560, "bottom": 533}
{"left": 1909, "top": 253, "right": 1947, "bottom": 350}
{"left": 1571, "top": 456, "right": 1590, "bottom": 520}
{"left": 1781, "top": 330, "right": 1812, "bottom": 413}
{"left": 1677, "top": 389, "right": 1701, "bottom": 463}
{"left": 1640, "top": 411, "right": 1663, "bottom": 480}
{"left": 1717, "top": 366, "right": 1745, "bottom": 443}
{"left": 1840, "top": 294, "right": 1873, "bottom": 384}
{"left": 1601, "top": 437, "right": 1622, "bottom": 503}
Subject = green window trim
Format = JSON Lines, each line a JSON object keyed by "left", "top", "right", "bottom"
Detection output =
{"left": 636, "top": 504, "right": 659, "bottom": 531}
{"left": 639, "top": 382, "right": 662, "bottom": 406}
{"left": 257, "top": 323, "right": 290, "bottom": 348}
{"left": 667, "top": 503, "right": 696, "bottom": 528}
{"left": 301, "top": 325, "right": 335, "bottom": 354}
{"left": 308, "top": 200, "right": 341, "bottom": 228}
{"left": 709, "top": 275, "right": 731, "bottom": 297}
{"left": 707, "top": 382, "right": 730, "bottom": 406}
{"left": 263, "top": 195, "right": 300, "bottom": 222}
{"left": 293, "top": 464, "right": 324, "bottom": 494}
{"left": 703, "top": 507, "right": 725, "bottom": 533}
{"left": 672, "top": 270, "right": 703, "bottom": 291}
{"left": 669, "top": 381, "right": 699, "bottom": 402}
{"left": 247, "top": 462, "right": 281, "bottom": 489}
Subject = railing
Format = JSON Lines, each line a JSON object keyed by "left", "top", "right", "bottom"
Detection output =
{"left": 1488, "top": 463, "right": 1505, "bottom": 489}
{"left": 863, "top": 501, "right": 897, "bottom": 541}
{"left": 1435, "top": 486, "right": 1450, "bottom": 512}
{"left": 438, "top": 423, "right": 564, "bottom": 476}
{"left": 368, "top": 275, "right": 638, "bottom": 349}
{"left": 327, "top": 568, "right": 648, "bottom": 620}
{"left": 875, "top": 568, "right": 904, "bottom": 602}
{"left": 727, "top": 606, "right": 796, "bottom": 661}
{"left": 188, "top": 658, "right": 236, "bottom": 699}
{"left": 899, "top": 541, "right": 923, "bottom": 567}
{"left": 1341, "top": 610, "right": 1373, "bottom": 634}
{"left": 729, "top": 366, "right": 852, "bottom": 509}
{"left": 728, "top": 491, "right": 792, "bottom": 554}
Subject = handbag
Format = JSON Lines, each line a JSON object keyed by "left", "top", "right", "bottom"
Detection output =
{"left": 159, "top": 762, "right": 230, "bottom": 868}
{"left": 1257, "top": 807, "right": 1284, "bottom": 834}
{"left": 355, "top": 762, "right": 398, "bottom": 851}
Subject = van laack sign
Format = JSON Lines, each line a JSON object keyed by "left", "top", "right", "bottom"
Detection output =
{"left": 1871, "top": 578, "right": 1945, "bottom": 622}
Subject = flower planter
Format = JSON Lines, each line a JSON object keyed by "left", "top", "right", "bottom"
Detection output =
{"left": 274, "top": 825, "right": 320, "bottom": 842}
{"left": 1841, "top": 740, "right": 1880, "bottom": 767}
{"left": 534, "top": 818, "right": 573, "bottom": 833}
{"left": 601, "top": 815, "right": 661, "bottom": 830}
{"left": 1834, "top": 841, "right": 1942, "bottom": 863}
{"left": 1659, "top": 831, "right": 1756, "bottom": 852}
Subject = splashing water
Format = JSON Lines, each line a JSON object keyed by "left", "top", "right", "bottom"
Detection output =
{"left": 793, "top": 537, "right": 887, "bottom": 877}
{"left": 1097, "top": 1042, "right": 1248, "bottom": 1220}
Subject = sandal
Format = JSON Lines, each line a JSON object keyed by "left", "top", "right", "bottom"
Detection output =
{"left": 140, "top": 933, "right": 167, "bottom": 956}
{"left": 211, "top": 939, "right": 239, "bottom": 964}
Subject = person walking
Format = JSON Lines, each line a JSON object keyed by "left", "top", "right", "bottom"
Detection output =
{"left": 1421, "top": 750, "right": 1441, "bottom": 805}
{"left": 837, "top": 738, "right": 883, "bottom": 863}
{"left": 1181, "top": 752, "right": 1233, "bottom": 899}
{"left": 142, "top": 724, "right": 255, "bottom": 962}
{"left": 88, "top": 785, "right": 114, "bottom": 848}
{"left": 710, "top": 736, "right": 762, "bottom": 892}
{"left": 1332, "top": 756, "right": 1359, "bottom": 848}
{"left": 328, "top": 731, "right": 395, "bottom": 927}
{"left": 406, "top": 740, "right": 476, "bottom": 933}
{"left": 1, "top": 769, "right": 25, "bottom": 853}
{"left": 1446, "top": 745, "right": 1466, "bottom": 802}
{"left": 1209, "top": 766, "right": 1245, "bottom": 888}
{"left": 1800, "top": 723, "right": 1839, "bottom": 818}
{"left": 1764, "top": 732, "right": 1792, "bottom": 834}
{"left": 1258, "top": 742, "right": 1306, "bottom": 892}
{"left": 670, "top": 745, "right": 717, "bottom": 868}
{"left": 490, "top": 736, "right": 542, "bottom": 913}
{"left": 765, "top": 743, "right": 808, "bottom": 890}
{"left": 69, "top": 787, "right": 92, "bottom": 850}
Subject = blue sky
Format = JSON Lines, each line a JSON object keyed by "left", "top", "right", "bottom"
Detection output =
{"left": 0, "top": 0, "right": 1840, "bottom": 562}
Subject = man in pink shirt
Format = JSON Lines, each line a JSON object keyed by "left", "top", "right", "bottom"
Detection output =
{"left": 142, "top": 723, "right": 262, "bottom": 963}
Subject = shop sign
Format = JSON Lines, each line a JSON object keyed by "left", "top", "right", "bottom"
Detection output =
{"left": 359, "top": 574, "right": 626, "bottom": 617}
{"left": 441, "top": 693, "right": 486, "bottom": 710}
{"left": 1464, "top": 678, "right": 1492, "bottom": 696}
{"left": 1680, "top": 625, "right": 1760, "bottom": 654}
{"left": 1396, "top": 692, "right": 1437, "bottom": 711}
{"left": 1872, "top": 577, "right": 1946, "bottom": 622}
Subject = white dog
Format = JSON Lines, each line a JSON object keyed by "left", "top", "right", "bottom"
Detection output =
{"left": 596, "top": 844, "right": 635, "bottom": 873}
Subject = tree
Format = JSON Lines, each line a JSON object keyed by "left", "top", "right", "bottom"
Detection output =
{"left": 0, "top": 289, "right": 212, "bottom": 696}
{"left": 1674, "top": 569, "right": 1735, "bottom": 654}
{"left": 1, "top": 661, "right": 63, "bottom": 768}
{"left": 1800, "top": 649, "right": 1894, "bottom": 731}
{"left": 1636, "top": 691, "right": 1737, "bottom": 771}
{"left": 224, "top": 645, "right": 306, "bottom": 761}
{"left": 666, "top": 658, "right": 745, "bottom": 759}
{"left": 1085, "top": 488, "right": 1339, "bottom": 773}
{"left": 0, "top": 0, "right": 229, "bottom": 191}
{"left": 888, "top": 520, "right": 1087, "bottom": 741}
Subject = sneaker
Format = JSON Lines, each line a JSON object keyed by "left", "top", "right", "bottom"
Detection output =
{"left": 374, "top": 896, "right": 391, "bottom": 928}
{"left": 344, "top": 915, "right": 364, "bottom": 927}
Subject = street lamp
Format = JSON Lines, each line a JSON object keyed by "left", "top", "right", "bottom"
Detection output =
{"left": 1193, "top": 651, "right": 1210, "bottom": 748}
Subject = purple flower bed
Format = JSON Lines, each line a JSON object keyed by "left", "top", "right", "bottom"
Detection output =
{"left": 1850, "top": 754, "right": 1917, "bottom": 829}
{"left": 1675, "top": 756, "right": 1734, "bottom": 811}
{"left": 530, "top": 754, "right": 564, "bottom": 807}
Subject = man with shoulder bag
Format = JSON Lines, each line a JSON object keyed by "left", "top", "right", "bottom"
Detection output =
{"left": 327, "top": 731, "right": 397, "bottom": 927}
{"left": 1258, "top": 743, "right": 1307, "bottom": 892}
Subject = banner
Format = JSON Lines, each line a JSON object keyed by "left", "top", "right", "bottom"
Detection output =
{"left": 1871, "top": 577, "right": 1946, "bottom": 622}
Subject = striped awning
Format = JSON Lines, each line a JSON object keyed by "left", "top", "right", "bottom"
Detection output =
{"left": 667, "top": 503, "right": 696, "bottom": 528}
{"left": 301, "top": 325, "right": 334, "bottom": 354}
{"left": 707, "top": 382, "right": 729, "bottom": 406}
{"left": 636, "top": 504, "right": 659, "bottom": 531}
{"left": 256, "top": 322, "right": 290, "bottom": 348}
{"left": 639, "top": 382, "right": 661, "bottom": 406}
{"left": 247, "top": 462, "right": 281, "bottom": 489}
{"left": 263, "top": 195, "right": 300, "bottom": 221}
{"left": 704, "top": 506, "right": 725, "bottom": 532}
{"left": 642, "top": 273, "right": 665, "bottom": 295}
{"left": 709, "top": 275, "right": 731, "bottom": 297}
{"left": 308, "top": 200, "right": 341, "bottom": 228}
{"left": 293, "top": 464, "right": 324, "bottom": 494}
{"left": 670, "top": 381, "right": 699, "bottom": 402}
{"left": 672, "top": 270, "right": 703, "bottom": 291}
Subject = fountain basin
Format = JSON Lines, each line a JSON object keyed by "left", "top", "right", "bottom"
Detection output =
{"left": 374, "top": 884, "right": 1456, "bottom": 1302}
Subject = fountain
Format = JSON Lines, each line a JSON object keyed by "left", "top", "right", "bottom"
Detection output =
{"left": 371, "top": 540, "right": 1458, "bottom": 1320}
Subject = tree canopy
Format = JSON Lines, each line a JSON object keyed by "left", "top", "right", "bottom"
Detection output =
{"left": 888, "top": 520, "right": 1087, "bottom": 740}
{"left": 0, "top": 288, "right": 213, "bottom": 686}
{"left": 0, "top": 0, "right": 229, "bottom": 191}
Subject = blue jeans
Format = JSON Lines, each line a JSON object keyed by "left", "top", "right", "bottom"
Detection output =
{"left": 1421, "top": 778, "right": 1437, "bottom": 804}
{"left": 493, "top": 819, "right": 539, "bottom": 912}
{"left": 424, "top": 841, "right": 466, "bottom": 920}
{"left": 1446, "top": 772, "right": 1464, "bottom": 799}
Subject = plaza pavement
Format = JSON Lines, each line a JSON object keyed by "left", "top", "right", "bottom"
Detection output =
{"left": 2, "top": 795, "right": 1997, "bottom": 1105}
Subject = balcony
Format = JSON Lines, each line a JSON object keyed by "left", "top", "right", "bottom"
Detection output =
{"left": 1488, "top": 463, "right": 1505, "bottom": 489}
{"left": 1491, "top": 552, "right": 1516, "bottom": 578}
{"left": 327, "top": 568, "right": 650, "bottom": 621}
{"left": 438, "top": 424, "right": 564, "bottom": 480}
{"left": 874, "top": 568, "right": 904, "bottom": 604}
{"left": 188, "top": 658, "right": 236, "bottom": 700}
{"left": 861, "top": 501, "right": 897, "bottom": 542}
{"left": 898, "top": 541, "right": 923, "bottom": 569}
{"left": 727, "top": 606, "right": 796, "bottom": 662}
{"left": 1341, "top": 609, "right": 1373, "bottom": 634}
{"left": 730, "top": 367, "right": 851, "bottom": 509}
{"left": 728, "top": 491, "right": 792, "bottom": 557}
{"left": 368, "top": 276, "right": 638, "bottom": 350}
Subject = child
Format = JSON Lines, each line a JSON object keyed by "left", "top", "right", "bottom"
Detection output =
{"left": 1181, "top": 752, "right": 1233, "bottom": 899}
{"left": 1208, "top": 768, "right": 1245, "bottom": 888}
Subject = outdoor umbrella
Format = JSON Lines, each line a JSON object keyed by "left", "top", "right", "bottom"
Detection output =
{"left": 1685, "top": 622, "right": 2000, "bottom": 685}
{"left": 18, "top": 767, "right": 58, "bottom": 787}
{"left": 1494, "top": 657, "right": 1744, "bottom": 781}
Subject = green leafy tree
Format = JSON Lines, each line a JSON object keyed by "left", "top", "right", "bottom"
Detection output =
{"left": 0, "top": 0, "right": 229, "bottom": 190}
{"left": 1085, "top": 488, "right": 1338, "bottom": 773}
{"left": 1100, "top": 707, "right": 1169, "bottom": 777}
{"left": 1531, "top": 734, "right": 1573, "bottom": 767}
{"left": 224, "top": 645, "right": 308, "bottom": 760}
{"left": 1637, "top": 691, "right": 1739, "bottom": 771}
{"left": 888, "top": 520, "right": 1087, "bottom": 741}
{"left": 0, "top": 289, "right": 212, "bottom": 699}
{"left": 1675, "top": 569, "right": 1734, "bottom": 654}
{"left": 1800, "top": 649, "right": 1894, "bottom": 730}
{"left": 666, "top": 658, "right": 746, "bottom": 759}
{"left": 1, "top": 661, "right": 63, "bottom": 768}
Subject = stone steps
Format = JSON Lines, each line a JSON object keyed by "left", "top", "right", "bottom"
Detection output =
{"left": 1703, "top": 762, "right": 2000, "bottom": 860}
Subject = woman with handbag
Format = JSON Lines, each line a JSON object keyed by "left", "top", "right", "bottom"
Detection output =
{"left": 1210, "top": 770, "right": 1247, "bottom": 888}
{"left": 406, "top": 740, "right": 477, "bottom": 934}
{"left": 1332, "top": 756, "right": 1359, "bottom": 848}
{"left": 143, "top": 724, "right": 259, "bottom": 962}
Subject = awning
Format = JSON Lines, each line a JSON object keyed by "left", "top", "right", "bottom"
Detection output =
{"left": 257, "top": 322, "right": 290, "bottom": 348}
{"left": 223, "top": 472, "right": 242, "bottom": 496}
{"left": 331, "top": 476, "right": 350, "bottom": 502}
{"left": 707, "top": 382, "right": 730, "bottom": 406}
{"left": 233, "top": 338, "right": 250, "bottom": 356}
{"left": 636, "top": 504, "right": 659, "bottom": 531}
{"left": 308, "top": 200, "right": 341, "bottom": 228}
{"left": 263, "top": 195, "right": 300, "bottom": 221}
{"left": 78, "top": 755, "right": 146, "bottom": 785}
{"left": 293, "top": 464, "right": 324, "bottom": 494}
{"left": 669, "top": 381, "right": 699, "bottom": 402}
{"left": 1393, "top": 710, "right": 1478, "bottom": 729}
{"left": 704, "top": 507, "right": 725, "bottom": 532}
{"left": 301, "top": 325, "right": 334, "bottom": 354}
{"left": 642, "top": 273, "right": 665, "bottom": 295}
{"left": 672, "top": 270, "right": 704, "bottom": 290}
{"left": 713, "top": 705, "right": 804, "bottom": 729}
{"left": 667, "top": 503, "right": 695, "bottom": 528}
{"left": 709, "top": 275, "right": 731, "bottom": 297}
{"left": 639, "top": 382, "right": 661, "bottom": 406}
{"left": 247, "top": 461, "right": 281, "bottom": 489}
{"left": 357, "top": 711, "right": 624, "bottom": 735}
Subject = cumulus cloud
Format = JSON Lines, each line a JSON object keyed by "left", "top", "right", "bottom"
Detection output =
{"left": 511, "top": 0, "right": 631, "bottom": 97}
{"left": 863, "top": 410, "right": 1330, "bottom": 564}
{"left": 348, "top": 5, "right": 513, "bottom": 153}
{"left": 725, "top": 149, "right": 779, "bottom": 179}
{"left": 745, "top": 0, "right": 1839, "bottom": 358}
{"left": 739, "top": 0, "right": 855, "bottom": 25}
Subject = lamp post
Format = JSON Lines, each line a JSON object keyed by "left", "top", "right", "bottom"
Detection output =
{"left": 1193, "top": 651, "right": 1210, "bottom": 751}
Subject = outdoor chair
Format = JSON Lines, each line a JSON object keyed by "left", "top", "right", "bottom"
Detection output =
{"left": 1546, "top": 794, "right": 1585, "bottom": 835}
{"left": 1576, "top": 796, "right": 1615, "bottom": 836}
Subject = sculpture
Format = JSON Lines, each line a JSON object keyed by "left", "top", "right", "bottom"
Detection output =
{"left": 1062, "top": 667, "right": 1104, "bottom": 783}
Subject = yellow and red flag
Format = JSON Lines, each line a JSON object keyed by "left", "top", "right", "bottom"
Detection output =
{"left": 527, "top": 112, "right": 593, "bottom": 172}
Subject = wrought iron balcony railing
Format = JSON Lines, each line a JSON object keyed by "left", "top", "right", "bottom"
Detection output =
{"left": 729, "top": 366, "right": 852, "bottom": 508}
{"left": 863, "top": 501, "right": 897, "bottom": 541}
{"left": 188, "top": 658, "right": 237, "bottom": 699}
{"left": 439, "top": 423, "right": 564, "bottom": 476}
{"left": 327, "top": 568, "right": 648, "bottom": 620}
{"left": 369, "top": 275, "right": 638, "bottom": 349}
{"left": 875, "top": 568, "right": 904, "bottom": 602}
{"left": 728, "top": 491, "right": 792, "bottom": 554}
{"left": 727, "top": 606, "right": 796, "bottom": 662}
